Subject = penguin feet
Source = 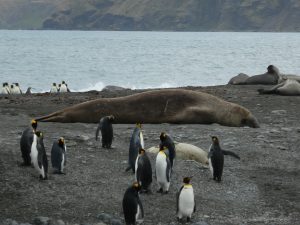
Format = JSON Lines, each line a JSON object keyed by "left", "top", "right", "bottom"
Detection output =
{"left": 187, "top": 217, "right": 191, "bottom": 222}
{"left": 39, "top": 175, "right": 48, "bottom": 180}
{"left": 164, "top": 190, "right": 169, "bottom": 194}
{"left": 156, "top": 188, "right": 163, "bottom": 193}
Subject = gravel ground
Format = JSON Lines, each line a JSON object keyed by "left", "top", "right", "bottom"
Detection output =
{"left": 0, "top": 85, "right": 299, "bottom": 225}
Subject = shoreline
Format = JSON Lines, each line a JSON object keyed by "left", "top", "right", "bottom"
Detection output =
{"left": 0, "top": 85, "right": 299, "bottom": 225}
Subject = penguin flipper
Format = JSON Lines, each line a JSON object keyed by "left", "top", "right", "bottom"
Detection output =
{"left": 207, "top": 150, "right": 213, "bottom": 159}
{"left": 194, "top": 200, "right": 196, "bottom": 213}
{"left": 176, "top": 186, "right": 184, "bottom": 214}
{"left": 137, "top": 197, "right": 144, "bottom": 219}
{"left": 166, "top": 158, "right": 171, "bottom": 182}
{"left": 222, "top": 150, "right": 240, "bottom": 160}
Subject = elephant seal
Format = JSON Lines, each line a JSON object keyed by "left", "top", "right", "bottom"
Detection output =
{"left": 228, "top": 73, "right": 249, "bottom": 85}
{"left": 258, "top": 79, "right": 300, "bottom": 96}
{"left": 229, "top": 65, "right": 280, "bottom": 85}
{"left": 35, "top": 89, "right": 259, "bottom": 128}
{"left": 147, "top": 142, "right": 208, "bottom": 165}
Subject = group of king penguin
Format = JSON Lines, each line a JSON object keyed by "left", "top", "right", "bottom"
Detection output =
{"left": 50, "top": 81, "right": 71, "bottom": 93}
{"left": 95, "top": 116, "right": 240, "bottom": 224}
{"left": 19, "top": 114, "right": 240, "bottom": 224}
{"left": 20, "top": 120, "right": 67, "bottom": 180}
{"left": 1, "top": 82, "right": 23, "bottom": 94}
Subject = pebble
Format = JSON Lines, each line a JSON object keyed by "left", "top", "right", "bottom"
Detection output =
{"left": 271, "top": 110, "right": 287, "bottom": 115}
{"left": 97, "top": 213, "right": 112, "bottom": 223}
{"left": 191, "top": 222, "right": 209, "bottom": 225}
{"left": 3, "top": 219, "right": 19, "bottom": 225}
{"left": 277, "top": 146, "right": 287, "bottom": 151}
{"left": 32, "top": 217, "right": 51, "bottom": 225}
{"left": 110, "top": 219, "right": 122, "bottom": 225}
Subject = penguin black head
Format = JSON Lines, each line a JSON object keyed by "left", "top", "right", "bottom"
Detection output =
{"left": 62, "top": 81, "right": 66, "bottom": 84}
{"left": 59, "top": 84, "right": 61, "bottom": 87}
{"left": 10, "top": 84, "right": 14, "bottom": 88}
{"left": 183, "top": 177, "right": 191, "bottom": 184}
{"left": 31, "top": 119, "right": 38, "bottom": 130}
{"left": 211, "top": 136, "right": 219, "bottom": 145}
{"left": 35, "top": 131, "right": 43, "bottom": 138}
{"left": 159, "top": 145, "right": 168, "bottom": 151}
{"left": 160, "top": 132, "right": 167, "bottom": 141}
{"left": 108, "top": 115, "right": 115, "bottom": 121}
{"left": 53, "top": 83, "right": 56, "bottom": 86}
{"left": 58, "top": 137, "right": 65, "bottom": 146}
{"left": 136, "top": 123, "right": 142, "bottom": 128}
{"left": 138, "top": 148, "right": 145, "bottom": 155}
{"left": 15, "top": 83, "right": 19, "bottom": 86}
{"left": 2, "top": 83, "right": 5, "bottom": 87}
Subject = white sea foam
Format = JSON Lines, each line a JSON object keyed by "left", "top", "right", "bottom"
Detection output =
{"left": 76, "top": 81, "right": 106, "bottom": 92}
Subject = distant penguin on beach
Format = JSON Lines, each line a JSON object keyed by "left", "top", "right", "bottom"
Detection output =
{"left": 208, "top": 136, "right": 240, "bottom": 182}
{"left": 50, "top": 83, "right": 59, "bottom": 93}
{"left": 126, "top": 123, "right": 144, "bottom": 173}
{"left": 155, "top": 146, "right": 171, "bottom": 194}
{"left": 122, "top": 182, "right": 144, "bottom": 225}
{"left": 14, "top": 83, "right": 22, "bottom": 94}
{"left": 59, "top": 81, "right": 70, "bottom": 93}
{"left": 25, "top": 87, "right": 32, "bottom": 95}
{"left": 176, "top": 177, "right": 196, "bottom": 222}
{"left": 95, "top": 115, "right": 114, "bottom": 148}
{"left": 1, "top": 83, "right": 10, "bottom": 94}
{"left": 30, "top": 131, "right": 48, "bottom": 180}
{"left": 10, "top": 83, "right": 22, "bottom": 94}
{"left": 135, "top": 148, "right": 152, "bottom": 193}
{"left": 51, "top": 137, "right": 67, "bottom": 174}
{"left": 20, "top": 120, "right": 38, "bottom": 166}
{"left": 160, "top": 132, "right": 176, "bottom": 168}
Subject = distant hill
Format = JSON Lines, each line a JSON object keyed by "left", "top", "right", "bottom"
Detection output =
{"left": 1, "top": 0, "right": 300, "bottom": 31}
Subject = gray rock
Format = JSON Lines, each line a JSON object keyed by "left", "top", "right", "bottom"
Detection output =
{"left": 110, "top": 218, "right": 122, "bottom": 225}
{"left": 102, "top": 85, "right": 127, "bottom": 92}
{"left": 94, "top": 223, "right": 107, "bottom": 225}
{"left": 50, "top": 220, "right": 65, "bottom": 225}
{"left": 33, "top": 217, "right": 51, "bottom": 225}
{"left": 20, "top": 223, "right": 32, "bottom": 225}
{"left": 97, "top": 213, "right": 113, "bottom": 223}
{"left": 2, "top": 219, "right": 19, "bottom": 225}
{"left": 191, "top": 221, "right": 209, "bottom": 225}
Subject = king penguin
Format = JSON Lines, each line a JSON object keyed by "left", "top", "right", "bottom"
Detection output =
{"left": 1, "top": 83, "right": 10, "bottom": 94}
{"left": 126, "top": 123, "right": 144, "bottom": 173}
{"left": 122, "top": 182, "right": 144, "bottom": 225}
{"left": 176, "top": 177, "right": 196, "bottom": 222}
{"left": 20, "top": 120, "right": 38, "bottom": 166}
{"left": 51, "top": 137, "right": 67, "bottom": 174}
{"left": 59, "top": 81, "right": 70, "bottom": 93}
{"left": 14, "top": 83, "right": 22, "bottom": 94}
{"left": 95, "top": 115, "right": 114, "bottom": 148}
{"left": 208, "top": 136, "right": 240, "bottom": 182}
{"left": 30, "top": 131, "right": 48, "bottom": 180}
{"left": 50, "top": 83, "right": 58, "bottom": 93}
{"left": 155, "top": 146, "right": 171, "bottom": 194}
{"left": 160, "top": 132, "right": 176, "bottom": 168}
{"left": 135, "top": 148, "right": 152, "bottom": 193}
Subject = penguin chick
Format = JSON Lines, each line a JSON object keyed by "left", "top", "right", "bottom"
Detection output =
{"left": 20, "top": 120, "right": 38, "bottom": 166}
{"left": 135, "top": 148, "right": 152, "bottom": 193}
{"left": 155, "top": 146, "right": 171, "bottom": 194}
{"left": 208, "top": 136, "right": 240, "bottom": 182}
{"left": 160, "top": 132, "right": 176, "bottom": 168}
{"left": 177, "top": 177, "right": 196, "bottom": 222}
{"left": 51, "top": 137, "right": 67, "bottom": 174}
{"left": 95, "top": 115, "right": 114, "bottom": 148}
{"left": 122, "top": 182, "right": 144, "bottom": 225}
{"left": 30, "top": 131, "right": 48, "bottom": 180}
{"left": 126, "top": 123, "right": 144, "bottom": 173}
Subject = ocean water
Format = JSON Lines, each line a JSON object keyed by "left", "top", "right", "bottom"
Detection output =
{"left": 0, "top": 30, "right": 299, "bottom": 93}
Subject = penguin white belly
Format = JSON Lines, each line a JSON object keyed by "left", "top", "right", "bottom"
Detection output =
{"left": 30, "top": 140, "right": 45, "bottom": 178}
{"left": 139, "top": 132, "right": 144, "bottom": 149}
{"left": 50, "top": 87, "right": 58, "bottom": 93}
{"left": 155, "top": 153, "right": 169, "bottom": 191}
{"left": 208, "top": 158, "right": 213, "bottom": 176}
{"left": 59, "top": 85, "right": 68, "bottom": 92}
{"left": 61, "top": 153, "right": 65, "bottom": 172}
{"left": 178, "top": 188, "right": 194, "bottom": 217}
{"left": 134, "top": 155, "right": 140, "bottom": 181}
{"left": 1, "top": 87, "right": 9, "bottom": 94}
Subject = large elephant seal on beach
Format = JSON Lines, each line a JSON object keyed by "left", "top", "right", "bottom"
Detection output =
{"left": 258, "top": 79, "right": 300, "bottom": 96}
{"left": 228, "top": 65, "right": 280, "bottom": 85}
{"left": 35, "top": 89, "right": 259, "bottom": 128}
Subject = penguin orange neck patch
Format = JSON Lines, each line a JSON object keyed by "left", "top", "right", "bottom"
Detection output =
{"left": 184, "top": 184, "right": 192, "bottom": 188}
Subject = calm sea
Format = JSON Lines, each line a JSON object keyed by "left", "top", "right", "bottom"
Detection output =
{"left": 0, "top": 30, "right": 299, "bottom": 92}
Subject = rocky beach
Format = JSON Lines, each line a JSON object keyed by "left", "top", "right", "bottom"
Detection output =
{"left": 0, "top": 85, "right": 299, "bottom": 225}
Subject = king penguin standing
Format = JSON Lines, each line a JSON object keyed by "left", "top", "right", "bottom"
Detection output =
{"left": 95, "top": 115, "right": 114, "bottom": 148}
{"left": 176, "top": 177, "right": 196, "bottom": 222}
{"left": 155, "top": 146, "right": 171, "bottom": 194}
{"left": 208, "top": 136, "right": 240, "bottom": 182}
{"left": 122, "top": 182, "right": 144, "bottom": 225}
{"left": 135, "top": 148, "right": 152, "bottom": 193}
{"left": 51, "top": 137, "right": 67, "bottom": 174}
{"left": 126, "top": 123, "right": 144, "bottom": 173}
{"left": 30, "top": 131, "right": 48, "bottom": 180}
{"left": 20, "top": 120, "right": 38, "bottom": 166}
{"left": 160, "top": 132, "right": 176, "bottom": 168}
